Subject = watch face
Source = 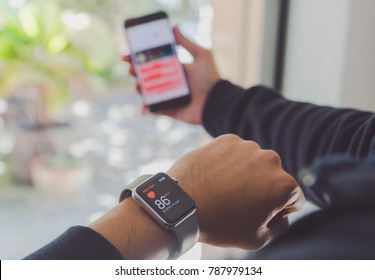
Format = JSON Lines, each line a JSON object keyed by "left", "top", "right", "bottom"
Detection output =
{"left": 134, "top": 173, "right": 196, "bottom": 225}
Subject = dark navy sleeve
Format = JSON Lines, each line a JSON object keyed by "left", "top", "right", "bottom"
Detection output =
{"left": 202, "top": 80, "right": 375, "bottom": 178}
{"left": 24, "top": 226, "right": 123, "bottom": 260}
{"left": 253, "top": 156, "right": 375, "bottom": 259}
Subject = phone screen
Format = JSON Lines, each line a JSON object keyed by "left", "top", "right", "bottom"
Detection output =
{"left": 126, "top": 17, "right": 190, "bottom": 107}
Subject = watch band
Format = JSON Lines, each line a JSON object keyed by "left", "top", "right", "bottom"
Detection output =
{"left": 171, "top": 210, "right": 199, "bottom": 259}
{"left": 119, "top": 174, "right": 153, "bottom": 202}
{"left": 119, "top": 174, "right": 198, "bottom": 259}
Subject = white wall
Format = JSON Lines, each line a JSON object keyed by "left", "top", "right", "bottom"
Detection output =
{"left": 341, "top": 0, "right": 375, "bottom": 111}
{"left": 283, "top": 0, "right": 375, "bottom": 111}
{"left": 211, "top": 0, "right": 280, "bottom": 88}
{"left": 283, "top": 0, "right": 352, "bottom": 106}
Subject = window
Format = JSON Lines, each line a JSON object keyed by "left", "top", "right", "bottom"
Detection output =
{"left": 0, "top": 0, "right": 211, "bottom": 259}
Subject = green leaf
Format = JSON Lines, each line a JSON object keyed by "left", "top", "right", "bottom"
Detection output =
{"left": 47, "top": 34, "right": 68, "bottom": 54}
{"left": 18, "top": 4, "right": 40, "bottom": 38}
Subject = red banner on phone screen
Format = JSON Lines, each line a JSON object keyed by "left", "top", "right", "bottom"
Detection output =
{"left": 139, "top": 56, "right": 185, "bottom": 95}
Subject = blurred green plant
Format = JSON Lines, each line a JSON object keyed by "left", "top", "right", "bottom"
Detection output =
{"left": 0, "top": 0, "right": 118, "bottom": 115}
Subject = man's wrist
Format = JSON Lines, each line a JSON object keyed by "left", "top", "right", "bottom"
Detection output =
{"left": 122, "top": 173, "right": 199, "bottom": 259}
{"left": 90, "top": 196, "right": 176, "bottom": 259}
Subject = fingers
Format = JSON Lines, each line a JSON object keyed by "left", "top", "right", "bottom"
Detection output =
{"left": 276, "top": 170, "right": 305, "bottom": 214}
{"left": 122, "top": 55, "right": 136, "bottom": 77}
{"left": 266, "top": 214, "right": 289, "bottom": 239}
{"left": 135, "top": 82, "right": 141, "bottom": 92}
{"left": 173, "top": 26, "right": 202, "bottom": 58}
{"left": 141, "top": 105, "right": 150, "bottom": 116}
{"left": 265, "top": 176, "right": 305, "bottom": 241}
{"left": 141, "top": 105, "right": 178, "bottom": 119}
{"left": 122, "top": 54, "right": 131, "bottom": 63}
{"left": 284, "top": 187, "right": 306, "bottom": 214}
{"left": 261, "top": 152, "right": 304, "bottom": 214}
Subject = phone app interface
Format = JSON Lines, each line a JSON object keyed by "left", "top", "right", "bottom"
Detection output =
{"left": 126, "top": 19, "right": 189, "bottom": 105}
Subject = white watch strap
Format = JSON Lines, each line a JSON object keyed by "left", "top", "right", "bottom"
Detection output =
{"left": 119, "top": 174, "right": 153, "bottom": 202}
{"left": 119, "top": 174, "right": 198, "bottom": 259}
{"left": 171, "top": 211, "right": 198, "bottom": 259}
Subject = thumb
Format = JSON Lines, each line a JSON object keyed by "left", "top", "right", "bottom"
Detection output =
{"left": 173, "top": 26, "right": 202, "bottom": 58}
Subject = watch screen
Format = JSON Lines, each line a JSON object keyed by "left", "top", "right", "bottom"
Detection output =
{"left": 135, "top": 173, "right": 196, "bottom": 225}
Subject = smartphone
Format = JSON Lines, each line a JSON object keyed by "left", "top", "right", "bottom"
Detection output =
{"left": 124, "top": 11, "right": 191, "bottom": 112}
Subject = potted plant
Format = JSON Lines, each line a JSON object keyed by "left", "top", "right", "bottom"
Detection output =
{"left": 0, "top": 0, "right": 118, "bottom": 192}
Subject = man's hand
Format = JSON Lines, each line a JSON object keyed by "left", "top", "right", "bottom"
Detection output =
{"left": 91, "top": 134, "right": 304, "bottom": 259}
{"left": 168, "top": 134, "right": 305, "bottom": 250}
{"left": 123, "top": 26, "right": 221, "bottom": 125}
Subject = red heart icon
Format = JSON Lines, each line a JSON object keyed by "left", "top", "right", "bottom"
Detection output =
{"left": 147, "top": 191, "right": 156, "bottom": 199}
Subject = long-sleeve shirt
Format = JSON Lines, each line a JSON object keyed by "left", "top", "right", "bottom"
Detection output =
{"left": 24, "top": 81, "right": 375, "bottom": 260}
{"left": 203, "top": 81, "right": 375, "bottom": 177}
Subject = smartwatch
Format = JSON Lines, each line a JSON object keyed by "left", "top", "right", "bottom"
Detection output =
{"left": 119, "top": 173, "right": 198, "bottom": 259}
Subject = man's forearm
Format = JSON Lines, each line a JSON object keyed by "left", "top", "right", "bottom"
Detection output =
{"left": 90, "top": 198, "right": 176, "bottom": 260}
{"left": 203, "top": 80, "right": 375, "bottom": 177}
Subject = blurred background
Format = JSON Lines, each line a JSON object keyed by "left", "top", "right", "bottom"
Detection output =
{"left": 1, "top": 0, "right": 375, "bottom": 259}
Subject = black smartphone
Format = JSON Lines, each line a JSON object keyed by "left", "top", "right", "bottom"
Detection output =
{"left": 124, "top": 11, "right": 191, "bottom": 112}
